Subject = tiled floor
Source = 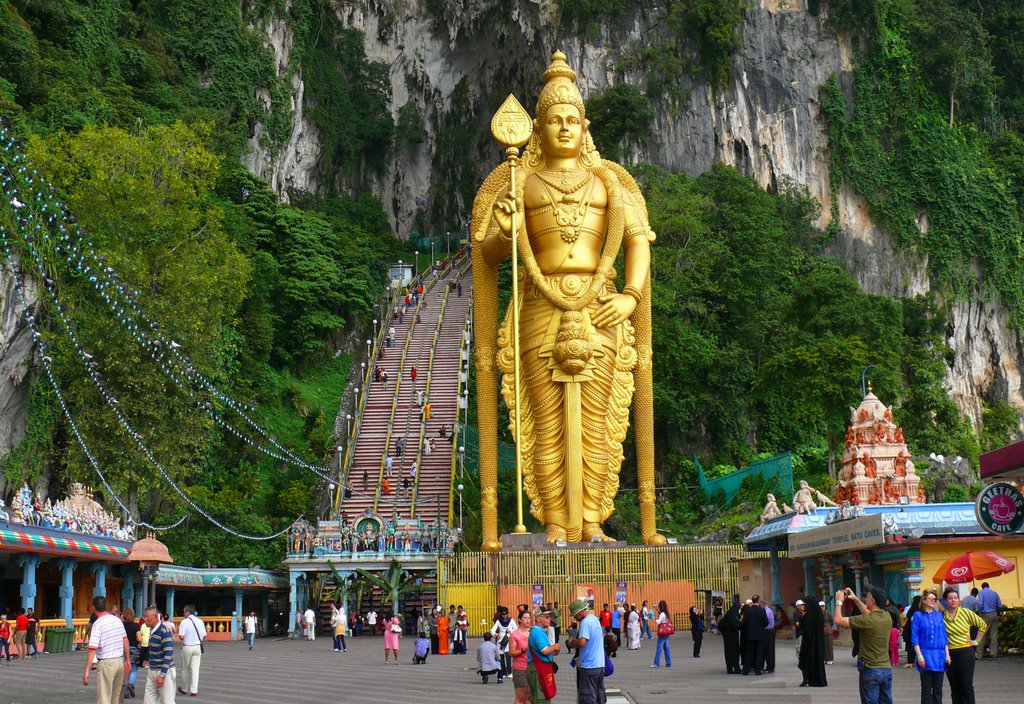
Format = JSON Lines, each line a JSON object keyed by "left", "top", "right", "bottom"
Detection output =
{"left": 4, "top": 632, "right": 1019, "bottom": 703}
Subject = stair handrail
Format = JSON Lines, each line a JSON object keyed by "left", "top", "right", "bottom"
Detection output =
{"left": 409, "top": 281, "right": 452, "bottom": 514}
{"left": 370, "top": 287, "right": 428, "bottom": 513}
{"left": 448, "top": 297, "right": 472, "bottom": 527}
{"left": 333, "top": 281, "right": 400, "bottom": 515}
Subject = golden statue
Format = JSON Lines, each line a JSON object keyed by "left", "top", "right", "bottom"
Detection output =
{"left": 473, "top": 51, "right": 664, "bottom": 548}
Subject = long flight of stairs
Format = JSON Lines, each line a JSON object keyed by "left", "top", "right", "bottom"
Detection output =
{"left": 338, "top": 261, "right": 471, "bottom": 525}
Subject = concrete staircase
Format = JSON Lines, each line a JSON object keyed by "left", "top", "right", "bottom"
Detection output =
{"left": 338, "top": 260, "right": 471, "bottom": 524}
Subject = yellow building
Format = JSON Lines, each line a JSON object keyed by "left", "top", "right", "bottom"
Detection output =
{"left": 919, "top": 537, "right": 1024, "bottom": 606}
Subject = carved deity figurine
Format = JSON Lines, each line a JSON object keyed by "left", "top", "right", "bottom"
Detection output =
{"left": 792, "top": 481, "right": 818, "bottom": 514}
{"left": 853, "top": 456, "right": 866, "bottom": 478}
{"left": 473, "top": 51, "right": 660, "bottom": 546}
{"left": 760, "top": 494, "right": 784, "bottom": 524}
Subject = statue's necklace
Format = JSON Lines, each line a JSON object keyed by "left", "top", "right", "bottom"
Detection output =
{"left": 537, "top": 175, "right": 594, "bottom": 244}
{"left": 536, "top": 169, "right": 592, "bottom": 195}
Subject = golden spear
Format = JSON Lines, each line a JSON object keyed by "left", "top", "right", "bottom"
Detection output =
{"left": 490, "top": 94, "right": 533, "bottom": 535}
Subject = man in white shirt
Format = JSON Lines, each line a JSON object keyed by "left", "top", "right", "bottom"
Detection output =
{"left": 178, "top": 605, "right": 207, "bottom": 697}
{"left": 304, "top": 607, "right": 316, "bottom": 641}
{"left": 82, "top": 596, "right": 130, "bottom": 704}
{"left": 244, "top": 610, "right": 258, "bottom": 651}
{"left": 366, "top": 609, "right": 378, "bottom": 635}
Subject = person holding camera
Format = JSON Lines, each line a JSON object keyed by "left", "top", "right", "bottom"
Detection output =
{"left": 834, "top": 587, "right": 892, "bottom": 704}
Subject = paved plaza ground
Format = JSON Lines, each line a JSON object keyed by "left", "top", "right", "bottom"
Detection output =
{"left": 2, "top": 632, "right": 1019, "bottom": 704}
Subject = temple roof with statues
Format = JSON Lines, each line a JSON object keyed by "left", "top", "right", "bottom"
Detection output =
{"left": 744, "top": 501, "right": 983, "bottom": 549}
{"left": 834, "top": 389, "right": 923, "bottom": 507}
{"left": 744, "top": 388, "right": 996, "bottom": 550}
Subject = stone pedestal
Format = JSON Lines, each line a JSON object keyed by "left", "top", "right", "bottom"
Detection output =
{"left": 499, "top": 533, "right": 627, "bottom": 551}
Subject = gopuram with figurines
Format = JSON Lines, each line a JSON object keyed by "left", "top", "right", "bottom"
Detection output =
{"left": 834, "top": 388, "right": 924, "bottom": 507}
{"left": 744, "top": 388, "right": 1023, "bottom": 613}
{"left": 3, "top": 481, "right": 137, "bottom": 541}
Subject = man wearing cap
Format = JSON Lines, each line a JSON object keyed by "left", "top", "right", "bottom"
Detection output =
{"left": 528, "top": 609, "right": 561, "bottom": 703}
{"left": 567, "top": 599, "right": 606, "bottom": 704}
{"left": 834, "top": 587, "right": 892, "bottom": 704}
{"left": 793, "top": 599, "right": 807, "bottom": 657}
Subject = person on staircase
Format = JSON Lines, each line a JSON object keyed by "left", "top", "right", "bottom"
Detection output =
{"left": 411, "top": 366, "right": 417, "bottom": 383}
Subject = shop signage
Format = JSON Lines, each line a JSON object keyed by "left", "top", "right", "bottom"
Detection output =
{"left": 788, "top": 514, "right": 885, "bottom": 558}
{"left": 975, "top": 482, "right": 1024, "bottom": 536}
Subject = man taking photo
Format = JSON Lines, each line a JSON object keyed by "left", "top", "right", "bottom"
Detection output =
{"left": 834, "top": 587, "right": 892, "bottom": 704}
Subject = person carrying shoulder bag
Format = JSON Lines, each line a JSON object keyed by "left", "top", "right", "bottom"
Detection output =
{"left": 178, "top": 605, "right": 207, "bottom": 697}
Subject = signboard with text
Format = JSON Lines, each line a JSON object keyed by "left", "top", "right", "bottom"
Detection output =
{"left": 976, "top": 482, "right": 1024, "bottom": 536}
{"left": 788, "top": 514, "right": 885, "bottom": 558}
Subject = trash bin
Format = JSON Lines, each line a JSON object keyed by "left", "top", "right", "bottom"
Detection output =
{"left": 45, "top": 627, "right": 74, "bottom": 654}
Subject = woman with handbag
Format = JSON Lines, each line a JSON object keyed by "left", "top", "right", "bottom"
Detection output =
{"left": 652, "top": 600, "right": 674, "bottom": 668}
{"left": 508, "top": 610, "right": 533, "bottom": 704}
{"left": 383, "top": 612, "right": 402, "bottom": 666}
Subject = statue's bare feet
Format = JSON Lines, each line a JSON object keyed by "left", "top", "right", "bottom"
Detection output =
{"left": 546, "top": 526, "right": 567, "bottom": 544}
{"left": 582, "top": 524, "right": 616, "bottom": 542}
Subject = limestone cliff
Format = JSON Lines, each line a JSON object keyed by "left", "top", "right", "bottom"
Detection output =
{"left": 0, "top": 0, "right": 1019, "bottom": 457}
{"left": 0, "top": 261, "right": 37, "bottom": 466}
{"left": 241, "top": 0, "right": 1022, "bottom": 428}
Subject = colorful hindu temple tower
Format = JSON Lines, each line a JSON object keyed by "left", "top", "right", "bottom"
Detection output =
{"left": 835, "top": 389, "right": 924, "bottom": 506}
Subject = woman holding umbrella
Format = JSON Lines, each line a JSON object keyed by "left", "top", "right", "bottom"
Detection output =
{"left": 941, "top": 588, "right": 987, "bottom": 704}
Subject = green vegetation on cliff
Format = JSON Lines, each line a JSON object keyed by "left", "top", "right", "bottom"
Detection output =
{"left": 0, "top": 0, "right": 401, "bottom": 565}
{"left": 819, "top": 0, "right": 1024, "bottom": 324}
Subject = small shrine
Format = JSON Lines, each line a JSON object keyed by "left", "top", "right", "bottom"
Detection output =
{"left": 834, "top": 389, "right": 924, "bottom": 506}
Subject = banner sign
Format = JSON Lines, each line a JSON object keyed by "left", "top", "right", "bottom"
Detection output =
{"left": 976, "top": 482, "right": 1024, "bottom": 536}
{"left": 615, "top": 581, "right": 627, "bottom": 605}
{"left": 532, "top": 584, "right": 544, "bottom": 607}
{"left": 788, "top": 514, "right": 885, "bottom": 558}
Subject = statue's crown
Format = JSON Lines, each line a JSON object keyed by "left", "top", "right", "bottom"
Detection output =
{"left": 536, "top": 50, "right": 585, "bottom": 120}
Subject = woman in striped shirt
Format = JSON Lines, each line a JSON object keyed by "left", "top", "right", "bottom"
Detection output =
{"left": 941, "top": 588, "right": 987, "bottom": 704}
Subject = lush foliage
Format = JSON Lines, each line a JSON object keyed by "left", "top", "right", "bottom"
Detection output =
{"left": 819, "top": 0, "right": 1024, "bottom": 323}
{"left": 0, "top": 0, "right": 400, "bottom": 566}
{"left": 585, "top": 84, "right": 655, "bottom": 161}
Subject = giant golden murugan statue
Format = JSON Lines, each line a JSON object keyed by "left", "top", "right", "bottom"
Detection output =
{"left": 473, "top": 51, "right": 663, "bottom": 549}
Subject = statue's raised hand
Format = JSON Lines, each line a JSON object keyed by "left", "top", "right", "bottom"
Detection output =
{"left": 492, "top": 193, "right": 522, "bottom": 239}
{"left": 592, "top": 292, "right": 636, "bottom": 328}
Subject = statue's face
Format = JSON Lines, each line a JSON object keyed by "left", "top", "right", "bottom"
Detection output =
{"left": 540, "top": 104, "right": 584, "bottom": 158}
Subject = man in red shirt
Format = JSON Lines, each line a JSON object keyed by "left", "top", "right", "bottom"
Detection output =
{"left": 600, "top": 604, "right": 613, "bottom": 634}
{"left": 14, "top": 607, "right": 29, "bottom": 661}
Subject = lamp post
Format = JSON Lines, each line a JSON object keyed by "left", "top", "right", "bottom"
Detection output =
{"left": 346, "top": 413, "right": 353, "bottom": 436}
{"left": 458, "top": 446, "right": 465, "bottom": 480}
{"left": 457, "top": 483, "right": 464, "bottom": 533}
{"left": 446, "top": 231, "right": 450, "bottom": 258}
{"left": 430, "top": 240, "right": 435, "bottom": 272}
{"left": 361, "top": 361, "right": 366, "bottom": 385}
{"left": 415, "top": 251, "right": 419, "bottom": 279}
{"left": 366, "top": 338, "right": 372, "bottom": 361}
{"left": 373, "top": 318, "right": 378, "bottom": 343}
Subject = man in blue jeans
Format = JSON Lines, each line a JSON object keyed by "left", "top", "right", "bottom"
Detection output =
{"left": 834, "top": 587, "right": 892, "bottom": 704}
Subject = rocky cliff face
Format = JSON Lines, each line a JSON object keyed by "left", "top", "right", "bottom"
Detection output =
{"left": 0, "top": 262, "right": 37, "bottom": 463}
{"left": 244, "top": 0, "right": 1023, "bottom": 428}
{"left": 1, "top": 0, "right": 1018, "bottom": 458}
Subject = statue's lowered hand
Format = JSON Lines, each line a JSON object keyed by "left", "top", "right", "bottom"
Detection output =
{"left": 592, "top": 293, "right": 636, "bottom": 328}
